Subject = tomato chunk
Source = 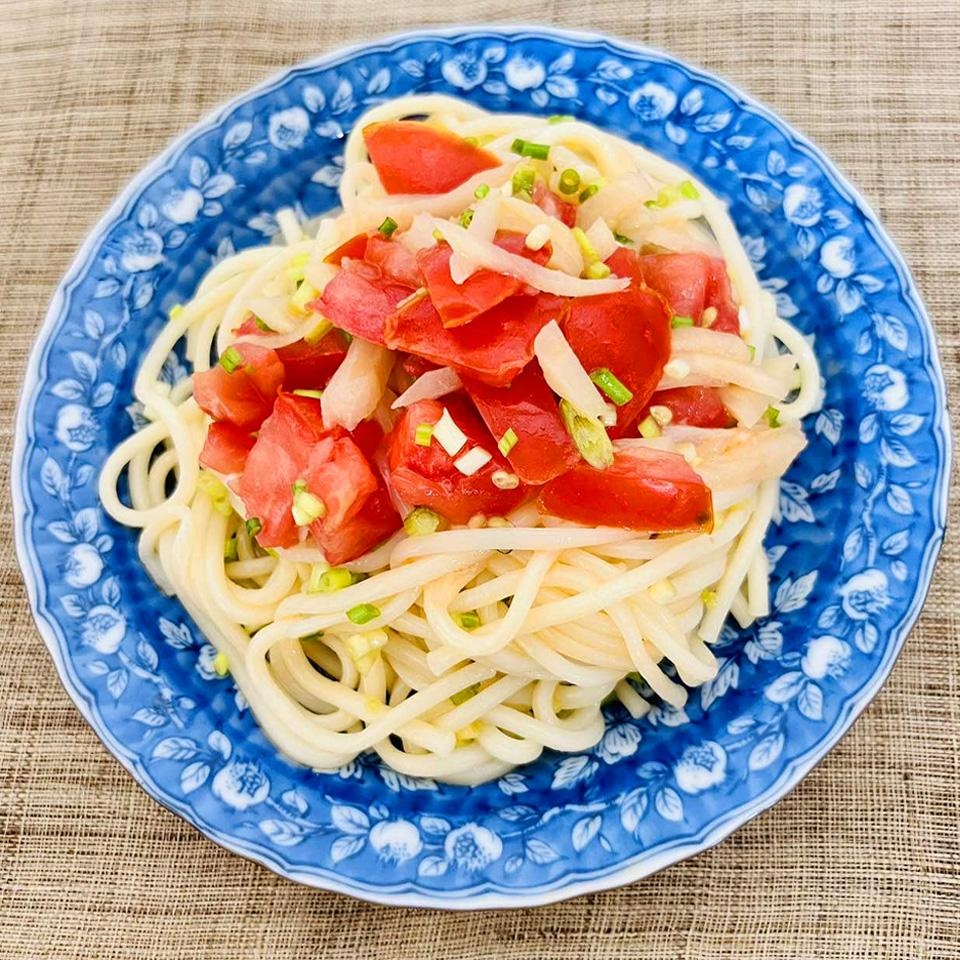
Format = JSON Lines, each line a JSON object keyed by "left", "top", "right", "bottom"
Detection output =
{"left": 606, "top": 246, "right": 643, "bottom": 284}
{"left": 199, "top": 421, "right": 255, "bottom": 475}
{"left": 194, "top": 342, "right": 285, "bottom": 432}
{"left": 315, "top": 260, "right": 414, "bottom": 345}
{"left": 364, "top": 235, "right": 422, "bottom": 287}
{"left": 276, "top": 329, "right": 349, "bottom": 391}
{"left": 363, "top": 120, "right": 500, "bottom": 195}
{"left": 385, "top": 291, "right": 562, "bottom": 387}
{"left": 538, "top": 448, "right": 713, "bottom": 533}
{"left": 532, "top": 182, "right": 577, "bottom": 228}
{"left": 560, "top": 285, "right": 671, "bottom": 437}
{"left": 315, "top": 485, "right": 401, "bottom": 566}
{"left": 324, "top": 232, "right": 370, "bottom": 266}
{"left": 418, "top": 232, "right": 551, "bottom": 328}
{"left": 648, "top": 386, "right": 736, "bottom": 429}
{"left": 637, "top": 252, "right": 740, "bottom": 334}
{"left": 462, "top": 361, "right": 578, "bottom": 485}
{"left": 387, "top": 397, "right": 525, "bottom": 523}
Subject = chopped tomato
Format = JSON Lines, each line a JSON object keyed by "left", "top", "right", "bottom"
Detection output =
{"left": 348, "top": 418, "right": 384, "bottom": 462}
{"left": 194, "top": 342, "right": 285, "bottom": 432}
{"left": 648, "top": 386, "right": 736, "bottom": 429}
{"left": 605, "top": 246, "right": 643, "bottom": 284}
{"left": 393, "top": 353, "right": 439, "bottom": 393}
{"left": 324, "top": 232, "right": 370, "bottom": 266}
{"left": 276, "top": 329, "right": 349, "bottom": 391}
{"left": 560, "top": 285, "right": 671, "bottom": 437}
{"left": 637, "top": 252, "right": 740, "bottom": 334}
{"left": 364, "top": 235, "right": 422, "bottom": 287}
{"left": 314, "top": 484, "right": 401, "bottom": 565}
{"left": 462, "top": 361, "right": 578, "bottom": 485}
{"left": 199, "top": 421, "right": 255, "bottom": 475}
{"left": 417, "top": 232, "right": 551, "bottom": 328}
{"left": 363, "top": 120, "right": 500, "bottom": 195}
{"left": 532, "top": 182, "right": 577, "bottom": 228}
{"left": 385, "top": 291, "right": 562, "bottom": 387}
{"left": 232, "top": 315, "right": 262, "bottom": 337}
{"left": 538, "top": 448, "right": 713, "bottom": 533}
{"left": 387, "top": 397, "right": 525, "bottom": 523}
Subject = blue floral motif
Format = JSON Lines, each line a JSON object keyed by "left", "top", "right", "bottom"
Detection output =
{"left": 13, "top": 28, "right": 948, "bottom": 907}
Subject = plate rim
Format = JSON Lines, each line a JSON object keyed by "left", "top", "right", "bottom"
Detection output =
{"left": 12, "top": 23, "right": 951, "bottom": 909}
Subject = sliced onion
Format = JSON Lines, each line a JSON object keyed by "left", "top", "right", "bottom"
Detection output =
{"left": 694, "top": 425, "right": 807, "bottom": 492}
{"left": 719, "top": 385, "right": 771, "bottom": 427}
{"left": 391, "top": 367, "right": 463, "bottom": 409}
{"left": 534, "top": 320, "right": 607, "bottom": 419}
{"left": 321, "top": 338, "right": 393, "bottom": 431}
{"left": 496, "top": 196, "right": 582, "bottom": 276}
{"left": 659, "top": 353, "right": 788, "bottom": 397}
{"left": 398, "top": 212, "right": 440, "bottom": 254}
{"left": 243, "top": 294, "right": 298, "bottom": 334}
{"left": 669, "top": 327, "right": 752, "bottom": 362}
{"left": 585, "top": 218, "right": 618, "bottom": 262}
{"left": 234, "top": 316, "right": 328, "bottom": 350}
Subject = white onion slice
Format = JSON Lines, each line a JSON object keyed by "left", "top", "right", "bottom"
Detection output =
{"left": 669, "top": 326, "right": 752, "bottom": 362}
{"left": 533, "top": 320, "right": 607, "bottom": 419}
{"left": 585, "top": 218, "right": 618, "bottom": 263}
{"left": 391, "top": 367, "right": 463, "bottom": 409}
{"left": 321, "top": 338, "right": 393, "bottom": 430}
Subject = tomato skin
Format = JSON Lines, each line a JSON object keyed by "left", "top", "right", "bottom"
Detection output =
{"left": 324, "top": 232, "right": 370, "bottom": 266}
{"left": 199, "top": 421, "right": 255, "bottom": 475}
{"left": 194, "top": 342, "right": 285, "bottom": 432}
{"left": 538, "top": 448, "right": 713, "bottom": 533}
{"left": 387, "top": 397, "right": 525, "bottom": 523}
{"left": 276, "top": 329, "right": 349, "bottom": 391}
{"left": 363, "top": 236, "right": 422, "bottom": 287}
{"left": 649, "top": 386, "right": 736, "bottom": 428}
{"left": 315, "top": 484, "right": 401, "bottom": 566}
{"left": 385, "top": 291, "right": 562, "bottom": 387}
{"left": 363, "top": 121, "right": 500, "bottom": 195}
{"left": 532, "top": 182, "right": 578, "bottom": 228}
{"left": 637, "top": 252, "right": 740, "bottom": 334}
{"left": 606, "top": 246, "right": 643, "bottom": 283}
{"left": 560, "top": 284, "right": 671, "bottom": 437}
{"left": 417, "top": 232, "right": 551, "bottom": 329}
{"left": 315, "top": 260, "right": 413, "bottom": 345}
{"left": 462, "top": 361, "right": 579, "bottom": 485}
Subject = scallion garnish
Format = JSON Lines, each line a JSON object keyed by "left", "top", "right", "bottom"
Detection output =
{"left": 613, "top": 231, "right": 632, "bottom": 244}
{"left": 245, "top": 517, "right": 262, "bottom": 538}
{"left": 292, "top": 388, "right": 324, "bottom": 399}
{"left": 590, "top": 368, "right": 634, "bottom": 407}
{"left": 459, "top": 208, "right": 474, "bottom": 228}
{"left": 572, "top": 226, "right": 599, "bottom": 264}
{"left": 223, "top": 538, "right": 238, "bottom": 562}
{"left": 403, "top": 507, "right": 442, "bottom": 537}
{"left": 291, "top": 480, "right": 326, "bottom": 526}
{"left": 414, "top": 423, "right": 434, "bottom": 447}
{"left": 679, "top": 179, "right": 701, "bottom": 199}
{"left": 218, "top": 346, "right": 243, "bottom": 374}
{"left": 474, "top": 183, "right": 490, "bottom": 199}
{"left": 457, "top": 612, "right": 481, "bottom": 631}
{"left": 213, "top": 651, "right": 230, "bottom": 677}
{"left": 510, "top": 138, "right": 550, "bottom": 160}
{"left": 511, "top": 166, "right": 535, "bottom": 198}
{"left": 670, "top": 315, "right": 695, "bottom": 328}
{"left": 347, "top": 603, "right": 381, "bottom": 625}
{"left": 498, "top": 427, "right": 519, "bottom": 456}
{"left": 584, "top": 261, "right": 612, "bottom": 280}
{"left": 307, "top": 565, "right": 353, "bottom": 594}
{"left": 645, "top": 179, "right": 701, "bottom": 209}
{"left": 764, "top": 406, "right": 782, "bottom": 428}
{"left": 378, "top": 216, "right": 398, "bottom": 237}
{"left": 169, "top": 304, "right": 184, "bottom": 320}
{"left": 578, "top": 183, "right": 599, "bottom": 203}
{"left": 638, "top": 415, "right": 662, "bottom": 439}
{"left": 254, "top": 315, "right": 274, "bottom": 333}
{"left": 557, "top": 168, "right": 581, "bottom": 195}
{"left": 548, "top": 114, "right": 575, "bottom": 124}
{"left": 451, "top": 682, "right": 482, "bottom": 706}
{"left": 559, "top": 399, "right": 614, "bottom": 470}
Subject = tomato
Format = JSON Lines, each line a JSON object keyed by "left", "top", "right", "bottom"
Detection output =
{"left": 462, "top": 361, "right": 578, "bottom": 485}
{"left": 606, "top": 246, "right": 643, "bottom": 283}
{"left": 387, "top": 397, "right": 525, "bottom": 523}
{"left": 648, "top": 386, "right": 736, "bottom": 428}
{"left": 315, "top": 485, "right": 401, "bottom": 566}
{"left": 538, "top": 448, "right": 713, "bottom": 533}
{"left": 364, "top": 235, "right": 422, "bottom": 287}
{"left": 324, "top": 232, "right": 370, "bottom": 266}
{"left": 385, "top": 291, "right": 562, "bottom": 387}
{"left": 394, "top": 353, "right": 439, "bottom": 393}
{"left": 560, "top": 285, "right": 671, "bottom": 437}
{"left": 276, "top": 329, "right": 349, "bottom": 391}
{"left": 417, "top": 232, "right": 551, "bottom": 328}
{"left": 194, "top": 342, "right": 285, "bottom": 432}
{"left": 199, "top": 421, "right": 255, "bottom": 475}
{"left": 532, "top": 182, "right": 577, "bottom": 228}
{"left": 363, "top": 120, "right": 500, "bottom": 195}
{"left": 637, "top": 252, "right": 740, "bottom": 334}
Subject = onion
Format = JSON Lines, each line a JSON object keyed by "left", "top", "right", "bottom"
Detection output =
{"left": 659, "top": 353, "right": 789, "bottom": 397}
{"left": 669, "top": 327, "right": 752, "bottom": 362}
{"left": 391, "top": 367, "right": 463, "bottom": 409}
{"left": 534, "top": 320, "right": 607, "bottom": 419}
{"left": 719, "top": 385, "right": 770, "bottom": 427}
{"left": 321, "top": 338, "right": 393, "bottom": 430}
{"left": 585, "top": 218, "right": 618, "bottom": 262}
{"left": 694, "top": 425, "right": 807, "bottom": 491}
{"left": 398, "top": 212, "right": 439, "bottom": 254}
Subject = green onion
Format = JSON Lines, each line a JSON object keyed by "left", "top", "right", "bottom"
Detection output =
{"left": 764, "top": 406, "right": 781, "bottom": 428}
{"left": 474, "top": 183, "right": 490, "bottom": 199}
{"left": 645, "top": 179, "right": 701, "bottom": 209}
{"left": 196, "top": 472, "right": 233, "bottom": 517}
{"left": 498, "top": 427, "right": 519, "bottom": 456}
{"left": 701, "top": 588, "right": 718, "bottom": 609}
{"left": 510, "top": 138, "right": 550, "bottom": 160}
{"left": 347, "top": 603, "right": 380, "bottom": 625}
{"left": 450, "top": 681, "right": 482, "bottom": 705}
{"left": 291, "top": 480, "right": 326, "bottom": 526}
{"left": 585, "top": 261, "right": 611, "bottom": 280}
{"left": 457, "top": 611, "right": 481, "bottom": 630}
{"left": 638, "top": 415, "right": 662, "bottom": 439}
{"left": 548, "top": 114, "right": 575, "bottom": 124}
{"left": 345, "top": 629, "right": 389, "bottom": 675}
{"left": 289, "top": 280, "right": 318, "bottom": 315}
{"left": 218, "top": 346, "right": 243, "bottom": 374}
{"left": 613, "top": 231, "right": 632, "bottom": 244}
{"left": 223, "top": 538, "right": 238, "bottom": 562}
{"left": 292, "top": 388, "right": 324, "bottom": 399}
{"left": 213, "top": 651, "right": 230, "bottom": 677}
{"left": 572, "top": 226, "right": 599, "bottom": 264}
{"left": 304, "top": 319, "right": 332, "bottom": 344}
{"left": 670, "top": 315, "right": 695, "bottom": 328}
{"left": 404, "top": 507, "right": 442, "bottom": 537}
{"left": 463, "top": 135, "right": 479, "bottom": 146}
{"left": 254, "top": 315, "right": 274, "bottom": 333}
{"left": 679, "top": 179, "right": 701, "bottom": 199}
{"left": 169, "top": 304, "right": 184, "bottom": 320}
{"left": 578, "top": 183, "right": 599, "bottom": 203}
{"left": 459, "top": 208, "right": 474, "bottom": 228}
{"left": 245, "top": 517, "right": 262, "bottom": 538}
{"left": 378, "top": 216, "right": 398, "bottom": 237}
{"left": 307, "top": 565, "right": 354, "bottom": 594}
{"left": 414, "top": 423, "right": 434, "bottom": 447}
{"left": 590, "top": 368, "right": 634, "bottom": 406}
{"left": 559, "top": 399, "right": 614, "bottom": 470}
{"left": 557, "top": 168, "right": 581, "bottom": 195}
{"left": 748, "top": 344, "right": 757, "bottom": 361}
{"left": 511, "top": 166, "right": 535, "bottom": 198}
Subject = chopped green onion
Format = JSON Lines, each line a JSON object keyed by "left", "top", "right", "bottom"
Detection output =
{"left": 254, "top": 315, "right": 274, "bottom": 333}
{"left": 638, "top": 415, "right": 662, "bottom": 439}
{"left": 498, "top": 427, "right": 519, "bottom": 456}
{"left": 414, "top": 423, "right": 434, "bottom": 447}
{"left": 457, "top": 611, "right": 481, "bottom": 630}
{"left": 378, "top": 216, "right": 398, "bottom": 237}
{"left": 459, "top": 208, "right": 474, "bottom": 228}
{"left": 491, "top": 470, "right": 520, "bottom": 490}
{"left": 748, "top": 344, "right": 757, "bottom": 361}
{"left": 645, "top": 179, "right": 701, "bottom": 209}
{"left": 308, "top": 565, "right": 354, "bottom": 594}
{"left": 285, "top": 251, "right": 310, "bottom": 284}
{"left": 701, "top": 588, "right": 718, "bottom": 609}
{"left": 404, "top": 507, "right": 441, "bottom": 537}
{"left": 511, "top": 166, "right": 535, "bottom": 198}
{"left": 679, "top": 179, "right": 701, "bottom": 199}
{"left": 169, "top": 304, "right": 183, "bottom": 320}
{"left": 578, "top": 183, "right": 599, "bottom": 203}
{"left": 474, "top": 183, "right": 490, "bottom": 199}
{"left": 304, "top": 319, "right": 332, "bottom": 344}
{"left": 613, "top": 231, "right": 632, "bottom": 244}
{"left": 213, "top": 651, "right": 230, "bottom": 677}
{"left": 670, "top": 315, "right": 695, "bottom": 329}
{"left": 649, "top": 404, "right": 673, "bottom": 427}
{"left": 764, "top": 406, "right": 782, "bottom": 428}
{"left": 584, "top": 261, "right": 612, "bottom": 280}
{"left": 432, "top": 228, "right": 444, "bottom": 241}
{"left": 289, "top": 280, "right": 318, "bottom": 315}
{"left": 450, "top": 682, "right": 482, "bottom": 705}
{"left": 223, "top": 538, "right": 238, "bottom": 562}
{"left": 218, "top": 346, "right": 243, "bottom": 374}
{"left": 245, "top": 517, "right": 262, "bottom": 538}
{"left": 590, "top": 368, "right": 634, "bottom": 407}
{"left": 345, "top": 629, "right": 389, "bottom": 675}
{"left": 291, "top": 480, "right": 327, "bottom": 526}
{"left": 557, "top": 168, "right": 581, "bottom": 195}
{"left": 197, "top": 472, "right": 233, "bottom": 517}
{"left": 548, "top": 114, "right": 575, "bottom": 124}
{"left": 559, "top": 399, "right": 614, "bottom": 470}
{"left": 572, "top": 226, "right": 599, "bottom": 264}
{"left": 463, "top": 135, "right": 479, "bottom": 146}
{"left": 292, "top": 388, "right": 323, "bottom": 399}
{"left": 510, "top": 138, "right": 550, "bottom": 160}
{"left": 347, "top": 603, "right": 381, "bottom": 625}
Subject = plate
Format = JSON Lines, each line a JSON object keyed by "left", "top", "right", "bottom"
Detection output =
{"left": 13, "top": 26, "right": 949, "bottom": 908}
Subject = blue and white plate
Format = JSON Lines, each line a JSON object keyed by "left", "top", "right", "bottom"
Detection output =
{"left": 13, "top": 26, "right": 949, "bottom": 907}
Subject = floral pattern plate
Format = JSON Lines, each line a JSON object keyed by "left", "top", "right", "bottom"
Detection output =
{"left": 13, "top": 27, "right": 949, "bottom": 908}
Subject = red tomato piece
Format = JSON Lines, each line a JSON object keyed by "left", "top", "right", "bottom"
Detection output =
{"left": 648, "top": 386, "right": 736, "bottom": 429}
{"left": 394, "top": 353, "right": 440, "bottom": 393}
{"left": 304, "top": 435, "right": 379, "bottom": 531}
{"left": 462, "top": 361, "right": 579, "bottom": 485}
{"left": 417, "top": 232, "right": 551, "bottom": 328}
{"left": 560, "top": 285, "right": 671, "bottom": 437}
{"left": 538, "top": 448, "right": 713, "bottom": 533}
{"left": 324, "top": 232, "right": 370, "bottom": 266}
{"left": 314, "top": 485, "right": 401, "bottom": 566}
{"left": 199, "top": 421, "right": 255, "bottom": 475}
{"left": 363, "top": 120, "right": 500, "bottom": 195}
{"left": 387, "top": 397, "right": 525, "bottom": 523}
{"left": 276, "top": 329, "right": 349, "bottom": 391}
{"left": 637, "top": 252, "right": 740, "bottom": 334}
{"left": 194, "top": 342, "right": 285, "bottom": 432}
{"left": 385, "top": 291, "right": 563, "bottom": 387}
{"left": 364, "top": 235, "right": 422, "bottom": 287}
{"left": 605, "top": 246, "right": 643, "bottom": 283}
{"left": 532, "top": 182, "right": 578, "bottom": 228}
{"left": 232, "top": 315, "right": 261, "bottom": 337}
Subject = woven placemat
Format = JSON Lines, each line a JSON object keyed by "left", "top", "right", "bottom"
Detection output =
{"left": 1, "top": 1, "right": 957, "bottom": 957}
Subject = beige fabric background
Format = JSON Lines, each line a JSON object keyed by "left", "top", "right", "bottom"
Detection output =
{"left": 1, "top": 1, "right": 957, "bottom": 957}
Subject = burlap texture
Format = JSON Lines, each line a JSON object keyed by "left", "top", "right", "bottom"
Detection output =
{"left": 1, "top": 1, "right": 957, "bottom": 957}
